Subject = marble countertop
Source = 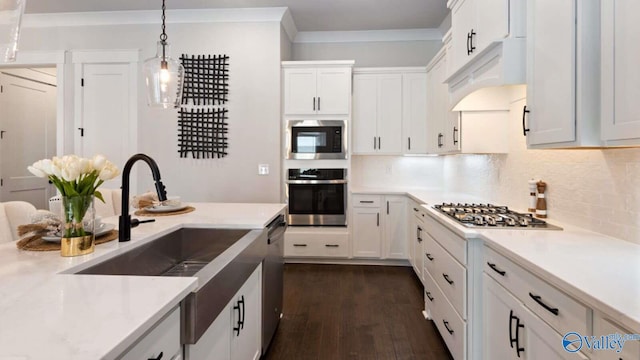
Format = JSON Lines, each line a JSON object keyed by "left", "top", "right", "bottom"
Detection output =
{"left": 0, "top": 202, "right": 287, "bottom": 360}
{"left": 352, "top": 187, "right": 640, "bottom": 332}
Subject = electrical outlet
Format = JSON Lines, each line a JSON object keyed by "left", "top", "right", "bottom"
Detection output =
{"left": 258, "top": 164, "right": 269, "bottom": 175}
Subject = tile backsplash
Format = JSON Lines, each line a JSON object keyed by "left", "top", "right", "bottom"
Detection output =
{"left": 354, "top": 96, "right": 640, "bottom": 245}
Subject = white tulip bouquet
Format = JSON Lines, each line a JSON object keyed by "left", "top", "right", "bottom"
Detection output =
{"left": 28, "top": 155, "right": 120, "bottom": 238}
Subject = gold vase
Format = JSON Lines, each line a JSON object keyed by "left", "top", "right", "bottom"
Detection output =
{"left": 61, "top": 235, "right": 95, "bottom": 257}
{"left": 59, "top": 194, "right": 95, "bottom": 257}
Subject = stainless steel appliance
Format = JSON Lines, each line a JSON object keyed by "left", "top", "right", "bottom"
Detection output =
{"left": 433, "top": 203, "right": 562, "bottom": 230}
{"left": 286, "top": 168, "right": 347, "bottom": 226}
{"left": 286, "top": 120, "right": 347, "bottom": 160}
{"left": 262, "top": 214, "right": 286, "bottom": 354}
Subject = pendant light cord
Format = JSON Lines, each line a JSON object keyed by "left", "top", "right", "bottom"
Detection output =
{"left": 160, "top": 0, "right": 168, "bottom": 65}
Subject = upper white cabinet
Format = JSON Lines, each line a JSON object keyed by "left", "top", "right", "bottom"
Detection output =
{"left": 402, "top": 72, "right": 428, "bottom": 154}
{"left": 427, "top": 49, "right": 460, "bottom": 154}
{"left": 282, "top": 61, "right": 354, "bottom": 116}
{"left": 352, "top": 71, "right": 403, "bottom": 154}
{"left": 353, "top": 68, "right": 427, "bottom": 155}
{"left": 601, "top": 0, "right": 640, "bottom": 145}
{"left": 524, "top": 0, "right": 601, "bottom": 148}
{"left": 448, "top": 0, "right": 521, "bottom": 76}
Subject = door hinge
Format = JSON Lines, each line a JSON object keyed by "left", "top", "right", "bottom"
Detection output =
{"left": 81, "top": 78, "right": 84, "bottom": 87}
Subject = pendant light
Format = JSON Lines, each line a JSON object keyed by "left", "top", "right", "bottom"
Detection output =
{"left": 143, "top": 0, "right": 184, "bottom": 108}
{"left": 0, "top": 0, "right": 26, "bottom": 63}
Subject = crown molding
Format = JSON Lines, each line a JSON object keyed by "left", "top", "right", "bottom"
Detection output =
{"left": 280, "top": 8, "right": 298, "bottom": 43}
{"left": 23, "top": 7, "right": 289, "bottom": 28}
{"left": 294, "top": 28, "right": 442, "bottom": 44}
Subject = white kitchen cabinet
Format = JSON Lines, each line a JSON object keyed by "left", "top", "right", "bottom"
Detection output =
{"left": 524, "top": 0, "right": 600, "bottom": 148}
{"left": 483, "top": 274, "right": 589, "bottom": 360}
{"left": 284, "top": 227, "right": 349, "bottom": 259}
{"left": 601, "top": 0, "right": 640, "bottom": 145}
{"left": 351, "top": 194, "right": 407, "bottom": 260}
{"left": 120, "top": 306, "right": 182, "bottom": 360}
{"left": 282, "top": 61, "right": 353, "bottom": 116}
{"left": 448, "top": 0, "right": 516, "bottom": 76}
{"left": 382, "top": 195, "right": 407, "bottom": 259}
{"left": 187, "top": 264, "right": 262, "bottom": 360}
{"left": 402, "top": 72, "right": 428, "bottom": 154}
{"left": 412, "top": 207, "right": 426, "bottom": 281}
{"left": 351, "top": 206, "right": 382, "bottom": 258}
{"left": 352, "top": 72, "right": 403, "bottom": 154}
{"left": 593, "top": 314, "right": 640, "bottom": 360}
{"left": 427, "top": 48, "right": 461, "bottom": 154}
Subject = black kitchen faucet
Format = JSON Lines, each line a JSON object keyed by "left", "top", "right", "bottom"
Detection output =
{"left": 118, "top": 154, "right": 168, "bottom": 242}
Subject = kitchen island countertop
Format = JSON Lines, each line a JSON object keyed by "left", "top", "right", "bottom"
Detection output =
{"left": 0, "top": 202, "right": 286, "bottom": 360}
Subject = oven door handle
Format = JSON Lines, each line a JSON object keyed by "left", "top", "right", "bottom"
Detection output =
{"left": 286, "top": 180, "right": 348, "bottom": 185}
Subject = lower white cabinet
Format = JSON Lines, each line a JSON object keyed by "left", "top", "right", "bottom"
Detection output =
{"left": 186, "top": 264, "right": 262, "bottom": 360}
{"left": 411, "top": 206, "right": 426, "bottom": 281}
{"left": 593, "top": 313, "right": 640, "bottom": 360}
{"left": 351, "top": 194, "right": 407, "bottom": 260}
{"left": 484, "top": 273, "right": 589, "bottom": 360}
{"left": 284, "top": 227, "right": 349, "bottom": 258}
{"left": 120, "top": 306, "right": 182, "bottom": 360}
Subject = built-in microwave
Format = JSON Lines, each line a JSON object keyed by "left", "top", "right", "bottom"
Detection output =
{"left": 286, "top": 120, "right": 347, "bottom": 160}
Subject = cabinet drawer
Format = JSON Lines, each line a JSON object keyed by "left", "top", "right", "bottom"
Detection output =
{"left": 352, "top": 194, "right": 382, "bottom": 208}
{"left": 484, "top": 246, "right": 589, "bottom": 337}
{"left": 427, "top": 271, "right": 466, "bottom": 360}
{"left": 120, "top": 307, "right": 181, "bottom": 360}
{"left": 424, "top": 232, "right": 466, "bottom": 319}
{"left": 285, "top": 231, "right": 349, "bottom": 258}
{"left": 424, "top": 212, "right": 466, "bottom": 264}
{"left": 318, "top": 238, "right": 349, "bottom": 257}
{"left": 594, "top": 315, "right": 640, "bottom": 360}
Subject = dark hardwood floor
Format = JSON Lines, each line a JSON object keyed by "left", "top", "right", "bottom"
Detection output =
{"left": 263, "top": 264, "right": 454, "bottom": 360}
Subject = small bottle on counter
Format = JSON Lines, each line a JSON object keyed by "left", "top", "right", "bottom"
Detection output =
{"left": 528, "top": 179, "right": 538, "bottom": 213}
{"left": 535, "top": 181, "right": 547, "bottom": 218}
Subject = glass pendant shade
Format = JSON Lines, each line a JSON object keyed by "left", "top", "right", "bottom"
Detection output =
{"left": 143, "top": 41, "right": 184, "bottom": 108}
{"left": 0, "top": 0, "right": 26, "bottom": 63}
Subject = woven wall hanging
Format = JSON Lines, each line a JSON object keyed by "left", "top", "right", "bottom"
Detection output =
{"left": 178, "top": 54, "right": 230, "bottom": 159}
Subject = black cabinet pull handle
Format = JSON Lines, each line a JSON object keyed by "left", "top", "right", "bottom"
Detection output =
{"left": 325, "top": 244, "right": 339, "bottom": 248}
{"left": 313, "top": 97, "right": 316, "bottom": 111}
{"left": 318, "top": 97, "right": 320, "bottom": 111}
{"left": 387, "top": 201, "right": 389, "bottom": 214}
{"left": 426, "top": 292, "right": 434, "bottom": 302}
{"left": 443, "top": 320, "right": 454, "bottom": 334}
{"left": 487, "top": 262, "right": 506, "bottom": 276}
{"left": 522, "top": 106, "right": 530, "bottom": 136}
{"left": 413, "top": 208, "right": 419, "bottom": 212}
{"left": 373, "top": 136, "right": 377, "bottom": 150}
{"left": 233, "top": 301, "right": 241, "bottom": 336}
{"left": 469, "top": 29, "right": 476, "bottom": 53}
{"left": 417, "top": 226, "right": 422, "bottom": 242}
{"left": 378, "top": 136, "right": 381, "bottom": 149}
{"left": 78, "top": 127, "right": 84, "bottom": 137}
{"left": 0, "top": 130, "right": 5, "bottom": 139}
{"left": 239, "top": 295, "right": 245, "bottom": 329}
{"left": 453, "top": 126, "right": 459, "bottom": 145}
{"left": 377, "top": 212, "right": 380, "bottom": 226}
{"left": 443, "top": 273, "right": 454, "bottom": 285}
{"left": 148, "top": 352, "right": 163, "bottom": 360}
{"left": 529, "top": 293, "right": 559, "bottom": 316}
{"left": 438, "top": 133, "right": 443, "bottom": 148}
{"left": 509, "top": 311, "right": 525, "bottom": 357}
{"left": 426, "top": 253, "right": 434, "bottom": 261}
{"left": 408, "top": 137, "right": 411, "bottom": 150}
{"left": 466, "top": 32, "right": 471, "bottom": 55}
{"left": 359, "top": 200, "right": 374, "bottom": 204}
{"left": 293, "top": 243, "right": 307, "bottom": 247}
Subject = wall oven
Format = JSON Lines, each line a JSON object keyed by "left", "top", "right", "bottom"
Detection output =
{"left": 286, "top": 168, "right": 347, "bottom": 226}
{"left": 286, "top": 120, "right": 347, "bottom": 160}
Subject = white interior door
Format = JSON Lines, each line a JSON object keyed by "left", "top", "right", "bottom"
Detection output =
{"left": 0, "top": 69, "right": 57, "bottom": 208}
{"left": 78, "top": 63, "right": 131, "bottom": 188}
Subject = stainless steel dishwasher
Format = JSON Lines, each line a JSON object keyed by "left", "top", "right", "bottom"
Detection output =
{"left": 263, "top": 214, "right": 286, "bottom": 354}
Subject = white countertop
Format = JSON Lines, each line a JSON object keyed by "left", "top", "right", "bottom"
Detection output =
{"left": 0, "top": 202, "right": 287, "bottom": 360}
{"left": 352, "top": 187, "right": 640, "bottom": 332}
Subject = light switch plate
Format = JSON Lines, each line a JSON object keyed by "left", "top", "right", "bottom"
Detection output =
{"left": 258, "top": 164, "right": 269, "bottom": 175}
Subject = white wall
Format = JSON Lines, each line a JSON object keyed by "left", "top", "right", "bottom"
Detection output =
{"left": 292, "top": 40, "right": 443, "bottom": 67}
{"left": 19, "top": 21, "right": 283, "bottom": 203}
{"left": 351, "top": 155, "right": 443, "bottom": 189}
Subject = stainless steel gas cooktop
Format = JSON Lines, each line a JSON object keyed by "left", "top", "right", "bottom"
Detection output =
{"left": 433, "top": 203, "right": 562, "bottom": 230}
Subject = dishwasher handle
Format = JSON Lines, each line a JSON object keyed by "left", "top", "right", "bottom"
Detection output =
{"left": 267, "top": 214, "right": 286, "bottom": 244}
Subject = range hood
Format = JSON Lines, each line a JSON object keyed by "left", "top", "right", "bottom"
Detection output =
{"left": 445, "top": 37, "right": 526, "bottom": 111}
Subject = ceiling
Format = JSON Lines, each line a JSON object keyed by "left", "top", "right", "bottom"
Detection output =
{"left": 24, "top": 0, "right": 449, "bottom": 32}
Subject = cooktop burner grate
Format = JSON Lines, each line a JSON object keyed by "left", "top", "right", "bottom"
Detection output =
{"left": 433, "top": 203, "right": 562, "bottom": 230}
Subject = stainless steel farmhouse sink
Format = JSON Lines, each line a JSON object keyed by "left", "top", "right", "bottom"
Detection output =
{"left": 75, "top": 227, "right": 268, "bottom": 344}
